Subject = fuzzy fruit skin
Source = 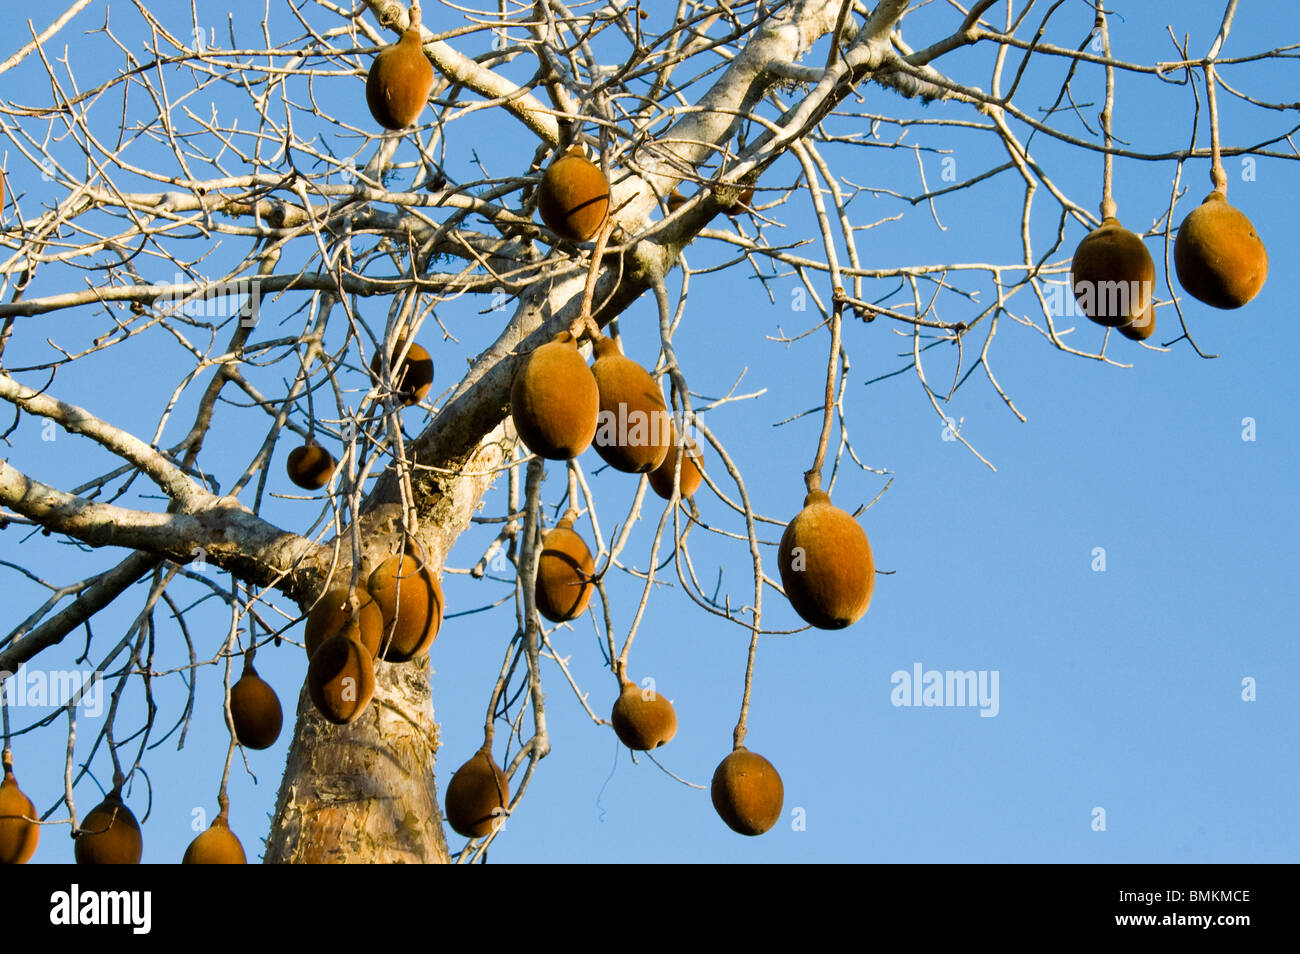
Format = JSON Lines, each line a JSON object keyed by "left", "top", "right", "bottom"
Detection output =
{"left": 610, "top": 681, "right": 677, "bottom": 751}
{"left": 182, "top": 813, "right": 246, "bottom": 864}
{"left": 1174, "top": 190, "right": 1268, "bottom": 309}
{"left": 230, "top": 665, "right": 283, "bottom": 750}
{"left": 511, "top": 332, "right": 599, "bottom": 459}
{"left": 445, "top": 747, "right": 509, "bottom": 838}
{"left": 305, "top": 587, "right": 384, "bottom": 659}
{"left": 711, "top": 747, "right": 783, "bottom": 836}
{"left": 371, "top": 342, "right": 434, "bottom": 406}
{"left": 589, "top": 336, "right": 671, "bottom": 473}
{"left": 368, "top": 554, "right": 443, "bottom": 661}
{"left": 535, "top": 515, "right": 595, "bottom": 623}
{"left": 307, "top": 634, "right": 375, "bottom": 725}
{"left": 0, "top": 763, "right": 39, "bottom": 864}
{"left": 1118, "top": 303, "right": 1156, "bottom": 342}
{"left": 778, "top": 489, "right": 873, "bottom": 629}
{"left": 1070, "top": 217, "right": 1156, "bottom": 328}
{"left": 537, "top": 146, "right": 610, "bottom": 241}
{"left": 366, "top": 29, "right": 434, "bottom": 130}
{"left": 647, "top": 429, "right": 703, "bottom": 500}
{"left": 75, "top": 791, "right": 142, "bottom": 864}
{"left": 286, "top": 444, "right": 336, "bottom": 490}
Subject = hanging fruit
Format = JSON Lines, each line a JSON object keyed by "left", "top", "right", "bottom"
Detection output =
{"left": 371, "top": 341, "right": 434, "bottom": 406}
{"left": 589, "top": 335, "right": 671, "bottom": 474}
{"left": 1070, "top": 217, "right": 1155, "bottom": 328}
{"left": 510, "top": 331, "right": 599, "bottom": 460}
{"left": 229, "top": 663, "right": 283, "bottom": 750}
{"left": 1174, "top": 190, "right": 1267, "bottom": 309}
{"left": 1117, "top": 303, "right": 1156, "bottom": 342}
{"left": 368, "top": 548, "right": 443, "bottom": 661}
{"left": 610, "top": 679, "right": 677, "bottom": 751}
{"left": 365, "top": 15, "right": 434, "bottom": 130}
{"left": 307, "top": 632, "right": 376, "bottom": 724}
{"left": 182, "top": 805, "right": 246, "bottom": 864}
{"left": 777, "top": 488, "right": 874, "bottom": 630}
{"left": 537, "top": 145, "right": 610, "bottom": 242}
{"left": 711, "top": 747, "right": 784, "bottom": 836}
{"left": 74, "top": 787, "right": 143, "bottom": 864}
{"left": 305, "top": 586, "right": 384, "bottom": 659}
{"left": 0, "top": 752, "right": 39, "bottom": 864}
{"left": 286, "top": 443, "right": 336, "bottom": 490}
{"left": 535, "top": 512, "right": 595, "bottom": 623}
{"left": 444, "top": 746, "right": 509, "bottom": 838}
{"left": 647, "top": 427, "right": 703, "bottom": 500}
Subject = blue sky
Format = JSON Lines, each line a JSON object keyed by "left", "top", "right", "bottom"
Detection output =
{"left": 1, "top": 1, "right": 1296, "bottom": 863}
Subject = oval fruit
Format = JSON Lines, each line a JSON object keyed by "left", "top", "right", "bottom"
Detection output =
{"left": 610, "top": 680, "right": 677, "bottom": 751}
{"left": 371, "top": 341, "right": 434, "bottom": 406}
{"left": 1070, "top": 217, "right": 1155, "bottom": 328}
{"left": 182, "top": 810, "right": 246, "bottom": 864}
{"left": 1174, "top": 190, "right": 1267, "bottom": 309}
{"left": 510, "top": 331, "right": 599, "bottom": 460}
{"left": 726, "top": 184, "right": 755, "bottom": 216}
{"left": 0, "top": 754, "right": 39, "bottom": 864}
{"left": 444, "top": 747, "right": 509, "bottom": 839}
{"left": 589, "top": 336, "right": 671, "bottom": 474}
{"left": 366, "top": 28, "right": 434, "bottom": 130}
{"left": 777, "top": 489, "right": 873, "bottom": 629}
{"left": 305, "top": 586, "right": 384, "bottom": 659}
{"left": 307, "top": 633, "right": 375, "bottom": 725}
{"left": 535, "top": 513, "right": 595, "bottom": 623}
{"left": 1118, "top": 303, "right": 1156, "bottom": 342}
{"left": 537, "top": 145, "right": 610, "bottom": 242}
{"left": 647, "top": 428, "right": 703, "bottom": 500}
{"left": 286, "top": 444, "right": 336, "bottom": 490}
{"left": 368, "top": 552, "right": 443, "bottom": 661}
{"left": 230, "top": 664, "right": 283, "bottom": 750}
{"left": 75, "top": 789, "right": 143, "bottom": 864}
{"left": 711, "top": 747, "right": 784, "bottom": 836}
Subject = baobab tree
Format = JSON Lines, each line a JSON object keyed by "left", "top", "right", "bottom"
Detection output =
{"left": 0, "top": 0, "right": 1293, "bottom": 863}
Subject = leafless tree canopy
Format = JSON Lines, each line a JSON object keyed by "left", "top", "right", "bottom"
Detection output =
{"left": 0, "top": 0, "right": 1292, "bottom": 861}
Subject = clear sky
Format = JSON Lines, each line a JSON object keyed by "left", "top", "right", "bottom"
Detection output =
{"left": 0, "top": 1, "right": 1296, "bottom": 863}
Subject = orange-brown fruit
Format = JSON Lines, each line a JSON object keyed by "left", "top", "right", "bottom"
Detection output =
{"left": 1118, "top": 303, "right": 1156, "bottom": 342}
{"left": 1174, "top": 190, "right": 1268, "bottom": 309}
{"left": 589, "top": 336, "right": 671, "bottom": 473}
{"left": 537, "top": 145, "right": 610, "bottom": 242}
{"left": 307, "top": 633, "right": 375, "bottom": 724}
{"left": 368, "top": 552, "right": 443, "bottom": 661}
{"left": 444, "top": 746, "right": 509, "bottom": 839}
{"left": 610, "top": 679, "right": 677, "bottom": 751}
{"left": 305, "top": 586, "right": 384, "bottom": 659}
{"left": 711, "top": 747, "right": 784, "bottom": 836}
{"left": 365, "top": 28, "right": 434, "bottom": 130}
{"left": 229, "top": 664, "right": 282, "bottom": 750}
{"left": 726, "top": 184, "right": 755, "bottom": 216}
{"left": 777, "top": 489, "right": 874, "bottom": 630}
{"left": 0, "top": 755, "right": 39, "bottom": 864}
{"left": 665, "top": 188, "right": 687, "bottom": 213}
{"left": 286, "top": 443, "right": 336, "bottom": 490}
{"left": 182, "top": 810, "right": 246, "bottom": 864}
{"left": 75, "top": 789, "right": 142, "bottom": 864}
{"left": 647, "top": 428, "right": 703, "bottom": 500}
{"left": 535, "top": 513, "right": 595, "bottom": 623}
{"left": 371, "top": 341, "right": 434, "bottom": 406}
{"left": 1070, "top": 217, "right": 1156, "bottom": 328}
{"left": 510, "top": 331, "right": 599, "bottom": 460}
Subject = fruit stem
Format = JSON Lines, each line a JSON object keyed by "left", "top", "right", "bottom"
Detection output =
{"left": 1094, "top": 4, "right": 1118, "bottom": 222}
{"left": 804, "top": 287, "right": 844, "bottom": 495}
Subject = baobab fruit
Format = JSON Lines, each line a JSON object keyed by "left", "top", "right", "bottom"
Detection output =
{"left": 610, "top": 679, "right": 677, "bottom": 751}
{"left": 1070, "top": 217, "right": 1155, "bottom": 328}
{"left": 665, "top": 188, "right": 686, "bottom": 213}
{"left": 0, "top": 753, "right": 39, "bottom": 864}
{"left": 647, "top": 428, "right": 703, "bottom": 500}
{"left": 535, "top": 513, "right": 595, "bottom": 622}
{"left": 711, "top": 747, "right": 784, "bottom": 836}
{"left": 74, "top": 788, "right": 143, "bottom": 864}
{"left": 305, "top": 586, "right": 384, "bottom": 659}
{"left": 371, "top": 341, "right": 434, "bottom": 406}
{"left": 537, "top": 145, "right": 610, "bottom": 242}
{"left": 1118, "top": 303, "right": 1156, "bottom": 342}
{"left": 286, "top": 443, "right": 336, "bottom": 490}
{"left": 368, "top": 552, "right": 443, "bottom": 661}
{"left": 307, "top": 632, "right": 375, "bottom": 724}
{"left": 182, "top": 810, "right": 246, "bottom": 864}
{"left": 229, "top": 664, "right": 283, "bottom": 750}
{"left": 726, "top": 184, "right": 755, "bottom": 216}
{"left": 510, "top": 331, "right": 599, "bottom": 459}
{"left": 444, "top": 746, "right": 509, "bottom": 838}
{"left": 365, "top": 26, "right": 434, "bottom": 130}
{"left": 777, "top": 489, "right": 873, "bottom": 629}
{"left": 1174, "top": 190, "right": 1268, "bottom": 309}
{"left": 589, "top": 335, "right": 671, "bottom": 473}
